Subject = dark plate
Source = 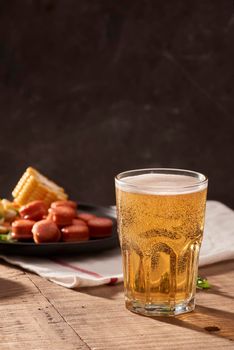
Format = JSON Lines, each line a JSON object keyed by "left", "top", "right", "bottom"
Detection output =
{"left": 0, "top": 203, "right": 119, "bottom": 257}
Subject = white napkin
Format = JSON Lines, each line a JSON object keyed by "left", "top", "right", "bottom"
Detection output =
{"left": 0, "top": 200, "right": 233, "bottom": 288}
{"left": 199, "top": 200, "right": 234, "bottom": 265}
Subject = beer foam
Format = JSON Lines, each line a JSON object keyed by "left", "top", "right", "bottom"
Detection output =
{"left": 116, "top": 173, "right": 207, "bottom": 195}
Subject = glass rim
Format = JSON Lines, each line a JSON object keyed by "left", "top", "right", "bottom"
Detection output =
{"left": 115, "top": 168, "right": 208, "bottom": 193}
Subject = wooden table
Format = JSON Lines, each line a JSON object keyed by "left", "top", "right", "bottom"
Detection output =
{"left": 0, "top": 259, "right": 234, "bottom": 350}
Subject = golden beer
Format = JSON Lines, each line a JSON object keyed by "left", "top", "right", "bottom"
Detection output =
{"left": 115, "top": 169, "right": 208, "bottom": 316}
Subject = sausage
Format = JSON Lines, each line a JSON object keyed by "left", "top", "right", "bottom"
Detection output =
{"left": 12, "top": 219, "right": 35, "bottom": 235}
{"left": 61, "top": 225, "right": 89, "bottom": 242}
{"left": 88, "top": 217, "right": 113, "bottom": 238}
{"left": 11, "top": 231, "right": 33, "bottom": 241}
{"left": 72, "top": 218, "right": 87, "bottom": 226}
{"left": 50, "top": 200, "right": 77, "bottom": 210}
{"left": 49, "top": 206, "right": 76, "bottom": 226}
{"left": 11, "top": 219, "right": 35, "bottom": 240}
{"left": 77, "top": 213, "right": 96, "bottom": 223}
{"left": 19, "top": 200, "right": 47, "bottom": 221}
{"left": 32, "top": 220, "right": 61, "bottom": 243}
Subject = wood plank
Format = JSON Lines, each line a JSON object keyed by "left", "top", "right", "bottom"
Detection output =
{"left": 0, "top": 262, "right": 89, "bottom": 350}
{"left": 0, "top": 259, "right": 234, "bottom": 349}
{"left": 26, "top": 260, "right": 234, "bottom": 350}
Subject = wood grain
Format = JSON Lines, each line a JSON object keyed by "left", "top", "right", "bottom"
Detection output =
{"left": 0, "top": 259, "right": 234, "bottom": 349}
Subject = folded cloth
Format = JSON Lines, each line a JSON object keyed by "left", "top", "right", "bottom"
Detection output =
{"left": 0, "top": 200, "right": 233, "bottom": 288}
{"left": 0, "top": 248, "right": 123, "bottom": 288}
{"left": 199, "top": 200, "right": 234, "bottom": 266}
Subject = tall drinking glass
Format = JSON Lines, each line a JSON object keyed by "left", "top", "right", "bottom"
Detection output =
{"left": 115, "top": 168, "right": 208, "bottom": 316}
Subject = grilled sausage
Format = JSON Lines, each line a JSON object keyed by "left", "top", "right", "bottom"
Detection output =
{"left": 88, "top": 217, "right": 113, "bottom": 238}
{"left": 61, "top": 225, "right": 89, "bottom": 242}
{"left": 50, "top": 200, "right": 77, "bottom": 210}
{"left": 11, "top": 219, "right": 35, "bottom": 240}
{"left": 49, "top": 206, "right": 76, "bottom": 226}
{"left": 32, "top": 219, "right": 61, "bottom": 243}
{"left": 77, "top": 213, "right": 96, "bottom": 223}
{"left": 72, "top": 218, "right": 87, "bottom": 226}
{"left": 19, "top": 200, "right": 47, "bottom": 221}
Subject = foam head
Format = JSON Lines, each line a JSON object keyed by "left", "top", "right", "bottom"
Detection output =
{"left": 116, "top": 172, "right": 207, "bottom": 195}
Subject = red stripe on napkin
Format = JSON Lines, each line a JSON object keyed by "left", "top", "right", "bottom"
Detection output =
{"left": 51, "top": 258, "right": 103, "bottom": 279}
{"left": 108, "top": 278, "right": 118, "bottom": 285}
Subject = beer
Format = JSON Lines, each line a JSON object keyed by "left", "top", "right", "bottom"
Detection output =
{"left": 115, "top": 170, "right": 208, "bottom": 316}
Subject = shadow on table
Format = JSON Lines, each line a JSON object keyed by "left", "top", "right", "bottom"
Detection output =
{"left": 153, "top": 304, "right": 234, "bottom": 342}
{"left": 200, "top": 284, "right": 234, "bottom": 301}
{"left": 78, "top": 283, "right": 124, "bottom": 300}
{"left": 198, "top": 259, "right": 234, "bottom": 301}
{"left": 0, "top": 278, "right": 27, "bottom": 299}
{"left": 199, "top": 259, "right": 234, "bottom": 277}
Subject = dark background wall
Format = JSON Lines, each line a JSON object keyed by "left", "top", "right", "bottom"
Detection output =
{"left": 0, "top": 0, "right": 233, "bottom": 207}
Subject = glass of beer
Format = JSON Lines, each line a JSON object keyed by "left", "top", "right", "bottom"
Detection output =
{"left": 115, "top": 168, "right": 208, "bottom": 316}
